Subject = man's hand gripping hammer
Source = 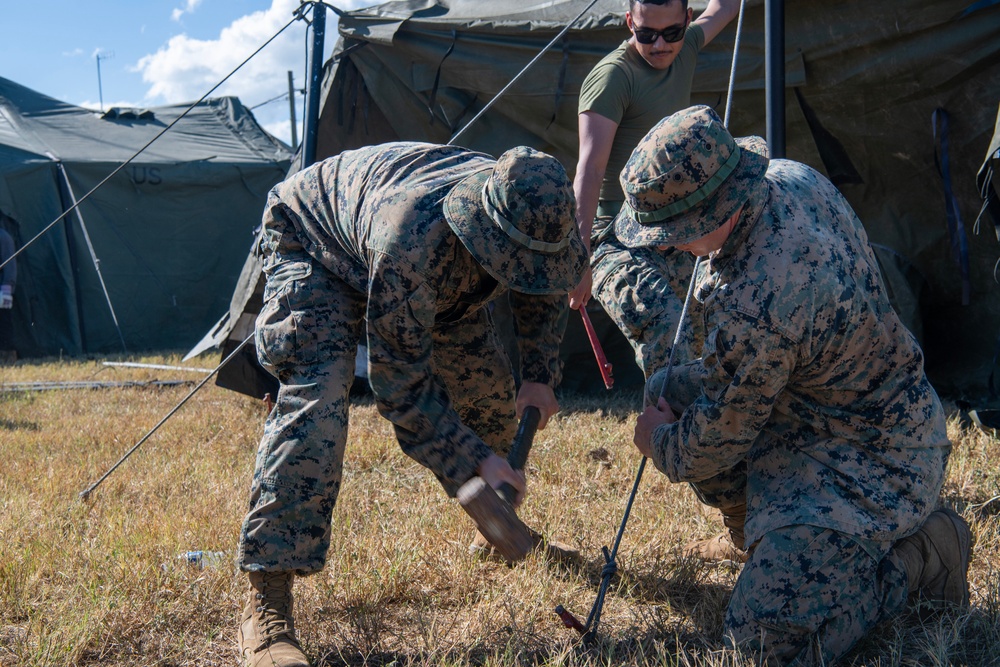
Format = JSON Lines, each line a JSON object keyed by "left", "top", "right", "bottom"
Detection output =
{"left": 456, "top": 406, "right": 542, "bottom": 563}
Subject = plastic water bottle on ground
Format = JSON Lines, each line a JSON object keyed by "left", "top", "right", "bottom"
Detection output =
{"left": 178, "top": 550, "right": 227, "bottom": 569}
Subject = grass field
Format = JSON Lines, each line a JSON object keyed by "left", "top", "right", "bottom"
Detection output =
{"left": 2, "top": 353, "right": 999, "bottom": 666}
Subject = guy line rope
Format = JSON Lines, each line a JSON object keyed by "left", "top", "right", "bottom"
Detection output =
{"left": 79, "top": 8, "right": 751, "bottom": 640}
{"left": 77, "top": 2, "right": 315, "bottom": 499}
{"left": 78, "top": 0, "right": 604, "bottom": 499}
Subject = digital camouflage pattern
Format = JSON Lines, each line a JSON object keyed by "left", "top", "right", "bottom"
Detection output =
{"left": 643, "top": 159, "right": 950, "bottom": 660}
{"left": 577, "top": 33, "right": 707, "bottom": 378}
{"left": 724, "top": 524, "right": 909, "bottom": 664}
{"left": 648, "top": 159, "right": 950, "bottom": 543}
{"left": 238, "top": 142, "right": 574, "bottom": 574}
{"left": 614, "top": 105, "right": 769, "bottom": 249}
{"left": 445, "top": 146, "right": 587, "bottom": 296}
{"left": 590, "top": 211, "right": 703, "bottom": 376}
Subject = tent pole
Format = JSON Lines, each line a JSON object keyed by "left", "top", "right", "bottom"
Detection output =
{"left": 765, "top": 0, "right": 785, "bottom": 157}
{"left": 288, "top": 71, "right": 299, "bottom": 151}
{"left": 55, "top": 162, "right": 128, "bottom": 353}
{"left": 302, "top": 2, "right": 327, "bottom": 168}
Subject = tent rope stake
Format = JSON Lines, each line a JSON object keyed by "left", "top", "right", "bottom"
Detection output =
{"left": 555, "top": 0, "right": 748, "bottom": 643}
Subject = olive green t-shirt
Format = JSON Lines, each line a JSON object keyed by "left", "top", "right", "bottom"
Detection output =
{"left": 578, "top": 24, "right": 705, "bottom": 203}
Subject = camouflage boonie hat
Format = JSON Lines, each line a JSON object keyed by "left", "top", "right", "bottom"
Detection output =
{"left": 615, "top": 105, "right": 769, "bottom": 249}
{"left": 444, "top": 146, "right": 587, "bottom": 295}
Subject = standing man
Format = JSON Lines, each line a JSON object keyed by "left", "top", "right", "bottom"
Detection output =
{"left": 0, "top": 226, "right": 17, "bottom": 364}
{"left": 237, "top": 142, "right": 587, "bottom": 667}
{"left": 623, "top": 106, "right": 971, "bottom": 664}
{"left": 569, "top": 0, "right": 740, "bottom": 559}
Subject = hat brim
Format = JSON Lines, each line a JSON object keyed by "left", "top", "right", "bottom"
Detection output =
{"left": 615, "top": 135, "right": 770, "bottom": 249}
{"left": 443, "top": 170, "right": 588, "bottom": 295}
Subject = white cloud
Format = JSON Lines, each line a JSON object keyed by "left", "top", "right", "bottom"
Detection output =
{"left": 172, "top": 0, "right": 204, "bottom": 22}
{"left": 134, "top": 0, "right": 373, "bottom": 144}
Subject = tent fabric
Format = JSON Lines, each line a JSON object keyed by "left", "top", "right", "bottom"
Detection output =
{"left": 210, "top": 0, "right": 1000, "bottom": 396}
{"left": 0, "top": 77, "right": 291, "bottom": 357}
{"left": 977, "top": 103, "right": 1000, "bottom": 243}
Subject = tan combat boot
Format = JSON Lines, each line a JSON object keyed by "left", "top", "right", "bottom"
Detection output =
{"left": 890, "top": 508, "right": 973, "bottom": 609}
{"left": 469, "top": 528, "right": 580, "bottom": 564}
{"left": 238, "top": 571, "right": 310, "bottom": 667}
{"left": 683, "top": 503, "right": 750, "bottom": 564}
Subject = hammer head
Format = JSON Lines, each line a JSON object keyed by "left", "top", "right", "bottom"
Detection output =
{"left": 457, "top": 476, "right": 535, "bottom": 562}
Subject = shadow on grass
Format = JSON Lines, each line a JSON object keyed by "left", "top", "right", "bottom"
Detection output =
{"left": 311, "top": 624, "right": 726, "bottom": 667}
{"left": 0, "top": 417, "right": 39, "bottom": 431}
{"left": 840, "top": 604, "right": 999, "bottom": 666}
{"left": 540, "top": 548, "right": 734, "bottom": 642}
{"left": 555, "top": 388, "right": 645, "bottom": 422}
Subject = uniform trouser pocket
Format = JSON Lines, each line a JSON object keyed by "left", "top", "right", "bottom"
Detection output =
{"left": 724, "top": 525, "right": 896, "bottom": 666}
{"left": 432, "top": 309, "right": 517, "bottom": 463}
{"left": 256, "top": 256, "right": 317, "bottom": 378}
{"left": 240, "top": 248, "right": 367, "bottom": 574}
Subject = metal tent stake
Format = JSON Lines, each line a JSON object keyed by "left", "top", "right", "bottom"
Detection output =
{"left": 554, "top": 256, "right": 703, "bottom": 643}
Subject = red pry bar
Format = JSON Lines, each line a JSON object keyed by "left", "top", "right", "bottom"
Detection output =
{"left": 579, "top": 307, "right": 614, "bottom": 389}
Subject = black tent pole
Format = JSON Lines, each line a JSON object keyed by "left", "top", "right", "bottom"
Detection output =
{"left": 302, "top": 2, "right": 327, "bottom": 168}
{"left": 765, "top": 0, "right": 785, "bottom": 157}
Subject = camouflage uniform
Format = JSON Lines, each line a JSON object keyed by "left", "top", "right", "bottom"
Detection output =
{"left": 238, "top": 142, "right": 581, "bottom": 575}
{"left": 579, "top": 26, "right": 709, "bottom": 376}
{"left": 620, "top": 108, "right": 951, "bottom": 664}
{"left": 591, "top": 213, "right": 703, "bottom": 376}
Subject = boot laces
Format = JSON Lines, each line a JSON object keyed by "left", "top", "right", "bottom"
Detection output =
{"left": 253, "top": 573, "right": 299, "bottom": 650}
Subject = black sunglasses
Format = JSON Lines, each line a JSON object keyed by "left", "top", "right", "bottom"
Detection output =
{"left": 631, "top": 19, "right": 689, "bottom": 44}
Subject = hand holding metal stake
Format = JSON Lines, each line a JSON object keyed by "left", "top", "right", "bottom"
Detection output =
{"left": 554, "top": 0, "right": 748, "bottom": 637}
{"left": 554, "top": 257, "right": 702, "bottom": 642}
{"left": 579, "top": 307, "right": 614, "bottom": 389}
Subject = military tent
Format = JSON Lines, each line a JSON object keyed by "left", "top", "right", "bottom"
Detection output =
{"left": 0, "top": 76, "right": 291, "bottom": 357}
{"left": 204, "top": 0, "right": 1000, "bottom": 398}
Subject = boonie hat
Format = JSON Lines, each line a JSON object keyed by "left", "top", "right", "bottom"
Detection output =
{"left": 615, "top": 105, "right": 769, "bottom": 248}
{"left": 444, "top": 146, "right": 587, "bottom": 295}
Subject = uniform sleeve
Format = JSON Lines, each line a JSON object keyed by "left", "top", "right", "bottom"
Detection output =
{"left": 650, "top": 311, "right": 794, "bottom": 483}
{"left": 509, "top": 291, "right": 565, "bottom": 387}
{"left": 365, "top": 251, "right": 494, "bottom": 493}
{"left": 647, "top": 359, "right": 706, "bottom": 413}
{"left": 578, "top": 53, "right": 631, "bottom": 123}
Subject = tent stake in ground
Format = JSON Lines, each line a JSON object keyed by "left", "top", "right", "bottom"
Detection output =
{"left": 555, "top": 257, "right": 703, "bottom": 643}
{"left": 554, "top": 0, "right": 749, "bottom": 638}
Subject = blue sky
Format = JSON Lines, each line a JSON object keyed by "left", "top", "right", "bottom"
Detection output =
{"left": 1, "top": 0, "right": 373, "bottom": 145}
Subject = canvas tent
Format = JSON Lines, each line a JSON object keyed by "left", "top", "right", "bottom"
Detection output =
{"left": 0, "top": 76, "right": 291, "bottom": 357}
{"left": 976, "top": 103, "right": 1000, "bottom": 392}
{"left": 205, "top": 0, "right": 1000, "bottom": 397}
{"left": 978, "top": 103, "right": 1000, "bottom": 250}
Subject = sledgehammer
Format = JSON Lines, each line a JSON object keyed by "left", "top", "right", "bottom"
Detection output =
{"left": 456, "top": 406, "right": 541, "bottom": 562}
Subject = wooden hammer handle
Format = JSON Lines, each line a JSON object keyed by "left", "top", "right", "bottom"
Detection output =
{"left": 498, "top": 405, "right": 541, "bottom": 504}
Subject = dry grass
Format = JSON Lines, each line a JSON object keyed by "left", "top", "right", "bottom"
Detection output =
{"left": 1, "top": 353, "right": 999, "bottom": 666}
